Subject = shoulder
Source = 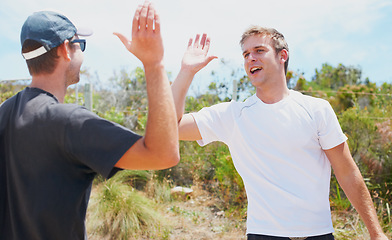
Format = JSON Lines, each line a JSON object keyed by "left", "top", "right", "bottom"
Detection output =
{"left": 0, "top": 95, "right": 16, "bottom": 111}
{"left": 0, "top": 93, "right": 19, "bottom": 129}
{"left": 196, "top": 101, "right": 232, "bottom": 115}
{"left": 288, "top": 90, "right": 337, "bottom": 124}
{"left": 50, "top": 104, "right": 102, "bottom": 129}
{"left": 50, "top": 103, "right": 89, "bottom": 116}
{"left": 197, "top": 95, "right": 258, "bottom": 118}
{"left": 290, "top": 90, "right": 329, "bottom": 104}
{"left": 290, "top": 90, "right": 332, "bottom": 111}
{"left": 0, "top": 89, "right": 25, "bottom": 109}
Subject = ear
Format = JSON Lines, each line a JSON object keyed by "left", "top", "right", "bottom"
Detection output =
{"left": 58, "top": 40, "right": 72, "bottom": 61}
{"left": 279, "top": 49, "right": 288, "bottom": 64}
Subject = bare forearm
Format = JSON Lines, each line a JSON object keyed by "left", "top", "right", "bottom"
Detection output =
{"left": 326, "top": 143, "right": 387, "bottom": 239}
{"left": 337, "top": 170, "right": 385, "bottom": 239}
{"left": 114, "top": 2, "right": 180, "bottom": 170}
{"left": 171, "top": 68, "right": 196, "bottom": 122}
{"left": 144, "top": 62, "right": 179, "bottom": 160}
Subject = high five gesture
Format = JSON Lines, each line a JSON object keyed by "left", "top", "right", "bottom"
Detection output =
{"left": 114, "top": 1, "right": 164, "bottom": 67}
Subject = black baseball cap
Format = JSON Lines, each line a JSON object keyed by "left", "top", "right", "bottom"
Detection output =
{"left": 20, "top": 11, "right": 92, "bottom": 60}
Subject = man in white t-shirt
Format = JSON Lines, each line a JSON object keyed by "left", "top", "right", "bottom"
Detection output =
{"left": 171, "top": 28, "right": 388, "bottom": 240}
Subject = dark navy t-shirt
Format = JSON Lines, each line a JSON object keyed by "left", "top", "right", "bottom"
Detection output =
{"left": 0, "top": 87, "right": 141, "bottom": 239}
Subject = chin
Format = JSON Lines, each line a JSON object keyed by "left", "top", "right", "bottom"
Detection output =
{"left": 66, "top": 78, "right": 80, "bottom": 87}
{"left": 249, "top": 76, "right": 261, "bottom": 84}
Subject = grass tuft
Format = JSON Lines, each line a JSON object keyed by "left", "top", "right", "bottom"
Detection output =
{"left": 86, "top": 177, "right": 171, "bottom": 240}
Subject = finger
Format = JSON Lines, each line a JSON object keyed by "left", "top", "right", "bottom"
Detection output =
{"left": 204, "top": 36, "right": 212, "bottom": 53}
{"left": 206, "top": 55, "right": 218, "bottom": 64}
{"left": 200, "top": 33, "right": 207, "bottom": 49}
{"left": 146, "top": 2, "right": 155, "bottom": 31}
{"left": 187, "top": 38, "right": 193, "bottom": 48}
{"left": 139, "top": 1, "right": 149, "bottom": 30}
{"left": 113, "top": 32, "right": 131, "bottom": 49}
{"left": 193, "top": 34, "right": 200, "bottom": 48}
{"left": 154, "top": 8, "right": 161, "bottom": 33}
{"left": 132, "top": 5, "right": 142, "bottom": 34}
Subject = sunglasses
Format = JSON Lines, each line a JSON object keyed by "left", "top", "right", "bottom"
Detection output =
{"left": 70, "top": 39, "right": 86, "bottom": 52}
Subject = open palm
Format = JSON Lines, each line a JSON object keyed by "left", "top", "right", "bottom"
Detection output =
{"left": 181, "top": 34, "right": 217, "bottom": 74}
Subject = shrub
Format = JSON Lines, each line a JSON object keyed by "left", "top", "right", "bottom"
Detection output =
{"left": 86, "top": 176, "right": 171, "bottom": 239}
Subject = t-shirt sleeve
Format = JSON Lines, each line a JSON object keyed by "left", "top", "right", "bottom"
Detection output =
{"left": 316, "top": 100, "right": 348, "bottom": 150}
{"left": 191, "top": 102, "right": 233, "bottom": 146}
{"left": 64, "top": 107, "right": 141, "bottom": 179}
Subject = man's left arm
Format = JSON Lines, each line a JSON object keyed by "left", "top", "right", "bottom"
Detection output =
{"left": 324, "top": 142, "right": 388, "bottom": 240}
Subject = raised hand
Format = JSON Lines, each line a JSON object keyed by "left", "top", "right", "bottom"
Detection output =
{"left": 114, "top": 1, "right": 164, "bottom": 67}
{"left": 181, "top": 33, "right": 217, "bottom": 74}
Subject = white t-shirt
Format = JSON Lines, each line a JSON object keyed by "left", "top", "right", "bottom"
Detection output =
{"left": 191, "top": 90, "right": 347, "bottom": 237}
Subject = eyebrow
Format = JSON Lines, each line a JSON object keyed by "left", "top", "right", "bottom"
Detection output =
{"left": 242, "top": 45, "right": 267, "bottom": 55}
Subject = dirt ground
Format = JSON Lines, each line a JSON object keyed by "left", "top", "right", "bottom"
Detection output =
{"left": 163, "top": 187, "right": 247, "bottom": 240}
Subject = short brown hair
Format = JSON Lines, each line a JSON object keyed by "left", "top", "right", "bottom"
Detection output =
{"left": 22, "top": 40, "right": 60, "bottom": 76}
{"left": 240, "top": 26, "right": 289, "bottom": 74}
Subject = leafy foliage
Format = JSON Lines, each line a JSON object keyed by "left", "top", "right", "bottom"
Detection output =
{"left": 0, "top": 81, "right": 27, "bottom": 103}
{"left": 312, "top": 63, "right": 365, "bottom": 90}
{"left": 2, "top": 62, "right": 392, "bottom": 238}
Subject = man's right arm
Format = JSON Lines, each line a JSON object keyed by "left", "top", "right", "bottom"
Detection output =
{"left": 171, "top": 33, "right": 217, "bottom": 141}
{"left": 113, "top": 1, "right": 179, "bottom": 170}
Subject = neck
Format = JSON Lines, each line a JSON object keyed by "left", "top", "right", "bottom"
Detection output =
{"left": 30, "top": 72, "right": 68, "bottom": 103}
{"left": 255, "top": 75, "right": 290, "bottom": 104}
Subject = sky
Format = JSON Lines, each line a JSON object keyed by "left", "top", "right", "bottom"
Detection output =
{"left": 1, "top": 0, "right": 392, "bottom": 93}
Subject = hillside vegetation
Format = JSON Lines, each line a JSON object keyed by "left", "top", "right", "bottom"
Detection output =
{"left": 1, "top": 62, "right": 391, "bottom": 239}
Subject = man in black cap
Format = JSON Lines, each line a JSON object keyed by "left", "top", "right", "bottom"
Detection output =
{"left": 0, "top": 1, "right": 179, "bottom": 239}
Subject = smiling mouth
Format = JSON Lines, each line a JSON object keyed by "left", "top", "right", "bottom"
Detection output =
{"left": 250, "top": 67, "right": 262, "bottom": 74}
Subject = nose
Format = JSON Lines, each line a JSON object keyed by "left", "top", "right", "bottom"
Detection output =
{"left": 247, "top": 52, "right": 257, "bottom": 61}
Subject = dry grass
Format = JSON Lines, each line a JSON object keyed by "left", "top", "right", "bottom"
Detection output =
{"left": 86, "top": 179, "right": 391, "bottom": 240}
{"left": 332, "top": 210, "right": 370, "bottom": 239}
{"left": 332, "top": 210, "right": 392, "bottom": 240}
{"left": 86, "top": 179, "right": 171, "bottom": 240}
{"left": 162, "top": 184, "right": 246, "bottom": 240}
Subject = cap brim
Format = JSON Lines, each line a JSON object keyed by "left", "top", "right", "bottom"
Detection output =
{"left": 77, "top": 27, "right": 93, "bottom": 37}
